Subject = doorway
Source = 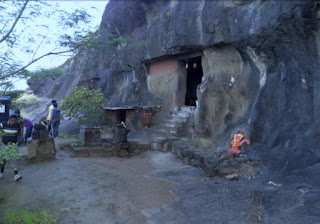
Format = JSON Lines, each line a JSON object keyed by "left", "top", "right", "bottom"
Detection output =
{"left": 185, "top": 57, "right": 203, "bottom": 106}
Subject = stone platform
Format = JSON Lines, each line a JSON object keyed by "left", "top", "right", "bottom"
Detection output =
{"left": 72, "top": 141, "right": 151, "bottom": 158}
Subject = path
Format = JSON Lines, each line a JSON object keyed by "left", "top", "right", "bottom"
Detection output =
{"left": 0, "top": 141, "right": 319, "bottom": 224}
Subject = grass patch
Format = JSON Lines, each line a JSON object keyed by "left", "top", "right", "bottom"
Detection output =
{"left": 4, "top": 208, "right": 57, "bottom": 224}
{"left": 181, "top": 138, "right": 212, "bottom": 149}
{"left": 104, "top": 200, "right": 111, "bottom": 208}
{"left": 72, "top": 140, "right": 83, "bottom": 147}
{"left": 60, "top": 133, "right": 75, "bottom": 139}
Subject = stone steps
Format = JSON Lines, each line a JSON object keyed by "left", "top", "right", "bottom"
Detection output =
{"left": 154, "top": 106, "right": 195, "bottom": 137}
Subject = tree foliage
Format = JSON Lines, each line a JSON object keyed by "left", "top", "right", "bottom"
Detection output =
{"left": 0, "top": 0, "right": 148, "bottom": 93}
{"left": 0, "top": 0, "right": 97, "bottom": 90}
{"left": 60, "top": 86, "right": 108, "bottom": 125}
{"left": 0, "top": 142, "right": 22, "bottom": 164}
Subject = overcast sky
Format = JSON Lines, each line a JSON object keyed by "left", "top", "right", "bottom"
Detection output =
{"left": 12, "top": 1, "right": 108, "bottom": 90}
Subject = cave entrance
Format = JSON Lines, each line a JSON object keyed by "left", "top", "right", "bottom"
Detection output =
{"left": 185, "top": 57, "right": 203, "bottom": 106}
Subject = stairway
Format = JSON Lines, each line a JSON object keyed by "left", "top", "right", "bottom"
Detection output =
{"left": 156, "top": 106, "right": 196, "bottom": 137}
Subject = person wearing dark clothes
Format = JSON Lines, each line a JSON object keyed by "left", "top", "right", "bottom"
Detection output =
{"left": 23, "top": 118, "right": 33, "bottom": 143}
{"left": 0, "top": 114, "right": 22, "bottom": 181}
{"left": 14, "top": 109, "right": 24, "bottom": 145}
{"left": 49, "top": 102, "right": 60, "bottom": 138}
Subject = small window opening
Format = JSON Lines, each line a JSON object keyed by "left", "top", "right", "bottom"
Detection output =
{"left": 185, "top": 57, "right": 203, "bottom": 106}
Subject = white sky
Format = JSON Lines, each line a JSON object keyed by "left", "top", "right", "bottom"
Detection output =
{"left": 12, "top": 1, "right": 108, "bottom": 90}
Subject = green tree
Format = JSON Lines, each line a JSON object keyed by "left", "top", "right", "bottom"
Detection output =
{"left": 0, "top": 142, "right": 22, "bottom": 164}
{"left": 60, "top": 86, "right": 108, "bottom": 125}
{"left": 0, "top": 0, "right": 99, "bottom": 91}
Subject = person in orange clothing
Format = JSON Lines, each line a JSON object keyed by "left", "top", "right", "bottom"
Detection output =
{"left": 227, "top": 131, "right": 250, "bottom": 155}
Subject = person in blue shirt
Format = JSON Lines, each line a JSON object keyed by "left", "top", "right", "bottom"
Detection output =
{"left": 49, "top": 102, "right": 60, "bottom": 138}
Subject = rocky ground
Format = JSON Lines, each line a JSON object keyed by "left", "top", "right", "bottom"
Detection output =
{"left": 0, "top": 138, "right": 319, "bottom": 224}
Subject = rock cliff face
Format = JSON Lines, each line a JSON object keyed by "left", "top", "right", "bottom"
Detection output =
{"left": 29, "top": 0, "right": 319, "bottom": 188}
{"left": 31, "top": 1, "right": 319, "bottom": 135}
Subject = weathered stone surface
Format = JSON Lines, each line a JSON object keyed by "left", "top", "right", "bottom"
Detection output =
{"left": 154, "top": 137, "right": 168, "bottom": 144}
{"left": 118, "top": 149, "right": 129, "bottom": 157}
{"left": 162, "top": 142, "right": 169, "bottom": 151}
{"left": 32, "top": 123, "right": 49, "bottom": 140}
{"left": 112, "top": 126, "right": 130, "bottom": 144}
{"left": 183, "top": 157, "right": 190, "bottom": 165}
{"left": 72, "top": 147, "right": 89, "bottom": 157}
{"left": 216, "top": 160, "right": 239, "bottom": 176}
{"left": 201, "top": 162, "right": 217, "bottom": 177}
{"left": 80, "top": 126, "right": 101, "bottom": 146}
{"left": 118, "top": 142, "right": 130, "bottom": 149}
{"left": 151, "top": 142, "right": 162, "bottom": 151}
{"left": 160, "top": 147, "right": 169, "bottom": 153}
{"left": 190, "top": 159, "right": 201, "bottom": 167}
{"left": 225, "top": 173, "right": 240, "bottom": 181}
{"left": 137, "top": 142, "right": 151, "bottom": 150}
{"left": 27, "top": 138, "right": 56, "bottom": 160}
{"left": 88, "top": 148, "right": 105, "bottom": 157}
{"left": 128, "top": 142, "right": 137, "bottom": 150}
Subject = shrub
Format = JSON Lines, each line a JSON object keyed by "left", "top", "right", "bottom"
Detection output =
{"left": 0, "top": 142, "right": 22, "bottom": 164}
{"left": 13, "top": 93, "right": 40, "bottom": 109}
{"left": 60, "top": 86, "right": 108, "bottom": 125}
{"left": 72, "top": 140, "right": 83, "bottom": 147}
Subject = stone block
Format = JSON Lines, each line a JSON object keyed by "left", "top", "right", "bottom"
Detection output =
{"left": 151, "top": 142, "right": 162, "bottom": 150}
{"left": 112, "top": 126, "right": 130, "bottom": 144}
{"left": 171, "top": 142, "right": 185, "bottom": 157}
{"left": 102, "top": 150, "right": 113, "bottom": 157}
{"left": 27, "top": 142, "right": 38, "bottom": 160}
{"left": 129, "top": 142, "right": 137, "bottom": 150}
{"left": 160, "top": 148, "right": 169, "bottom": 153}
{"left": 88, "top": 148, "right": 105, "bottom": 157}
{"left": 80, "top": 126, "right": 101, "bottom": 146}
{"left": 154, "top": 137, "right": 168, "bottom": 144}
{"left": 163, "top": 142, "right": 169, "bottom": 150}
{"left": 137, "top": 142, "right": 151, "bottom": 150}
{"left": 118, "top": 149, "right": 129, "bottom": 157}
{"left": 112, "top": 144, "right": 121, "bottom": 152}
{"left": 72, "top": 147, "right": 89, "bottom": 157}
{"left": 102, "top": 142, "right": 113, "bottom": 148}
{"left": 225, "top": 173, "right": 239, "bottom": 181}
{"left": 119, "top": 142, "right": 130, "bottom": 149}
{"left": 27, "top": 138, "right": 56, "bottom": 160}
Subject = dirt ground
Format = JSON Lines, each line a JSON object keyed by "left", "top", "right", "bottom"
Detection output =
{"left": 1, "top": 139, "right": 318, "bottom": 224}
{"left": 0, "top": 139, "right": 179, "bottom": 224}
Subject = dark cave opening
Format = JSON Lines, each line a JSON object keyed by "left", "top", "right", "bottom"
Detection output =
{"left": 185, "top": 57, "right": 203, "bottom": 106}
